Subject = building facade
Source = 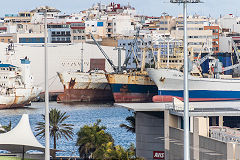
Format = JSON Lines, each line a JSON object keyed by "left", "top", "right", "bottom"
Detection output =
{"left": 204, "top": 25, "right": 220, "bottom": 54}
{"left": 172, "top": 15, "right": 213, "bottom": 56}
{"left": 69, "top": 22, "right": 85, "bottom": 43}
{"left": 47, "top": 24, "right": 71, "bottom": 43}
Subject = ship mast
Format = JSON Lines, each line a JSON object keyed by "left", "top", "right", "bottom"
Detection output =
{"left": 81, "top": 42, "right": 84, "bottom": 72}
{"left": 5, "top": 42, "right": 15, "bottom": 64}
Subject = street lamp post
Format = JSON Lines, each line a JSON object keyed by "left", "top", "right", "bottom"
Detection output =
{"left": 43, "top": 10, "right": 50, "bottom": 160}
{"left": 170, "top": 1, "right": 201, "bottom": 160}
{"left": 35, "top": 6, "right": 60, "bottom": 160}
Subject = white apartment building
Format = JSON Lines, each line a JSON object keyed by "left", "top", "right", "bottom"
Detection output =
{"left": 218, "top": 14, "right": 240, "bottom": 33}
{"left": 66, "top": 13, "right": 85, "bottom": 23}
{"left": 104, "top": 15, "right": 135, "bottom": 37}
{"left": 30, "top": 7, "right": 61, "bottom": 24}
{"left": 85, "top": 20, "right": 98, "bottom": 34}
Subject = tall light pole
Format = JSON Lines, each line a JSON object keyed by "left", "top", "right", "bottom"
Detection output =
{"left": 81, "top": 42, "right": 84, "bottom": 72}
{"left": 36, "top": 6, "right": 60, "bottom": 160}
{"left": 44, "top": 9, "right": 49, "bottom": 160}
{"left": 170, "top": 1, "right": 201, "bottom": 160}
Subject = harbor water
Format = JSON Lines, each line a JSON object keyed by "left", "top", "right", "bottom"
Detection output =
{"left": 0, "top": 102, "right": 135, "bottom": 157}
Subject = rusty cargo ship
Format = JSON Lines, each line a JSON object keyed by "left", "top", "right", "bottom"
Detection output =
{"left": 105, "top": 71, "right": 158, "bottom": 103}
{"left": 57, "top": 71, "right": 114, "bottom": 102}
{"left": 57, "top": 59, "right": 114, "bottom": 103}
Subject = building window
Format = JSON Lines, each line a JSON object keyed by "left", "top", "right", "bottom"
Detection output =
{"left": 57, "top": 32, "right": 60, "bottom": 35}
{"left": 73, "top": 36, "right": 77, "bottom": 40}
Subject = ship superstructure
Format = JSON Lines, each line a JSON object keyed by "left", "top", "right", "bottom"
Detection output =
{"left": 0, "top": 57, "right": 42, "bottom": 108}
{"left": 0, "top": 43, "right": 42, "bottom": 109}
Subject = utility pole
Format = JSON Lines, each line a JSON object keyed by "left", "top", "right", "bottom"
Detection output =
{"left": 170, "top": 1, "right": 201, "bottom": 160}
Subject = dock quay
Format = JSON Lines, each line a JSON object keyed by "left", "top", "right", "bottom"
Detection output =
{"left": 116, "top": 101, "right": 240, "bottom": 160}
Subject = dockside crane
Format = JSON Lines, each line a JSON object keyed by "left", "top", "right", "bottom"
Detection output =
{"left": 89, "top": 32, "right": 118, "bottom": 72}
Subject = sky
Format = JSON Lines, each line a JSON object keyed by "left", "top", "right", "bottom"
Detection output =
{"left": 0, "top": 0, "right": 239, "bottom": 18}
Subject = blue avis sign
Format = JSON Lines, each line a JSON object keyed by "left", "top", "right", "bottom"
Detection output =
{"left": 153, "top": 151, "right": 165, "bottom": 159}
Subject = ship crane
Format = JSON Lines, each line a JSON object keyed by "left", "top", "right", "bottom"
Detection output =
{"left": 221, "top": 40, "right": 240, "bottom": 72}
{"left": 222, "top": 63, "right": 240, "bottom": 72}
{"left": 194, "top": 52, "right": 213, "bottom": 67}
{"left": 212, "top": 40, "right": 240, "bottom": 78}
{"left": 89, "top": 32, "right": 118, "bottom": 72}
{"left": 193, "top": 41, "right": 214, "bottom": 67}
{"left": 123, "top": 27, "right": 142, "bottom": 68}
{"left": 232, "top": 40, "right": 240, "bottom": 62}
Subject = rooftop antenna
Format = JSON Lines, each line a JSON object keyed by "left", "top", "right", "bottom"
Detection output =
{"left": 170, "top": 1, "right": 202, "bottom": 160}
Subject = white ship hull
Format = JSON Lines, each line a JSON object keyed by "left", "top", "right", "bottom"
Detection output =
{"left": 147, "top": 68, "right": 240, "bottom": 101}
{"left": 0, "top": 87, "right": 42, "bottom": 109}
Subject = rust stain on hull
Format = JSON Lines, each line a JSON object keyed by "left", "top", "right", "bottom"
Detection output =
{"left": 57, "top": 89, "right": 114, "bottom": 103}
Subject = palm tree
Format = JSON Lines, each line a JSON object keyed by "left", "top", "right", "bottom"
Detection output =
{"left": 35, "top": 108, "right": 74, "bottom": 157}
{"left": 76, "top": 119, "right": 114, "bottom": 159}
{"left": 120, "top": 112, "right": 136, "bottom": 133}
{"left": 0, "top": 121, "right": 12, "bottom": 133}
{"left": 97, "top": 142, "right": 142, "bottom": 160}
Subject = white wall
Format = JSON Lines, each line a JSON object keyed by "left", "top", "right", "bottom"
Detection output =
{"left": 219, "top": 14, "right": 240, "bottom": 33}
{"left": 0, "top": 43, "right": 125, "bottom": 92}
{"left": 114, "top": 15, "right": 134, "bottom": 35}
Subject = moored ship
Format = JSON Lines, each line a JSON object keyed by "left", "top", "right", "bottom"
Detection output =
{"left": 57, "top": 70, "right": 114, "bottom": 103}
{"left": 147, "top": 68, "right": 240, "bottom": 102}
{"left": 105, "top": 71, "right": 158, "bottom": 103}
{"left": 0, "top": 57, "right": 42, "bottom": 109}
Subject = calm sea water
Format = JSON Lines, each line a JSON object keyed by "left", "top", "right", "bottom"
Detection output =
{"left": 0, "top": 102, "right": 135, "bottom": 157}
